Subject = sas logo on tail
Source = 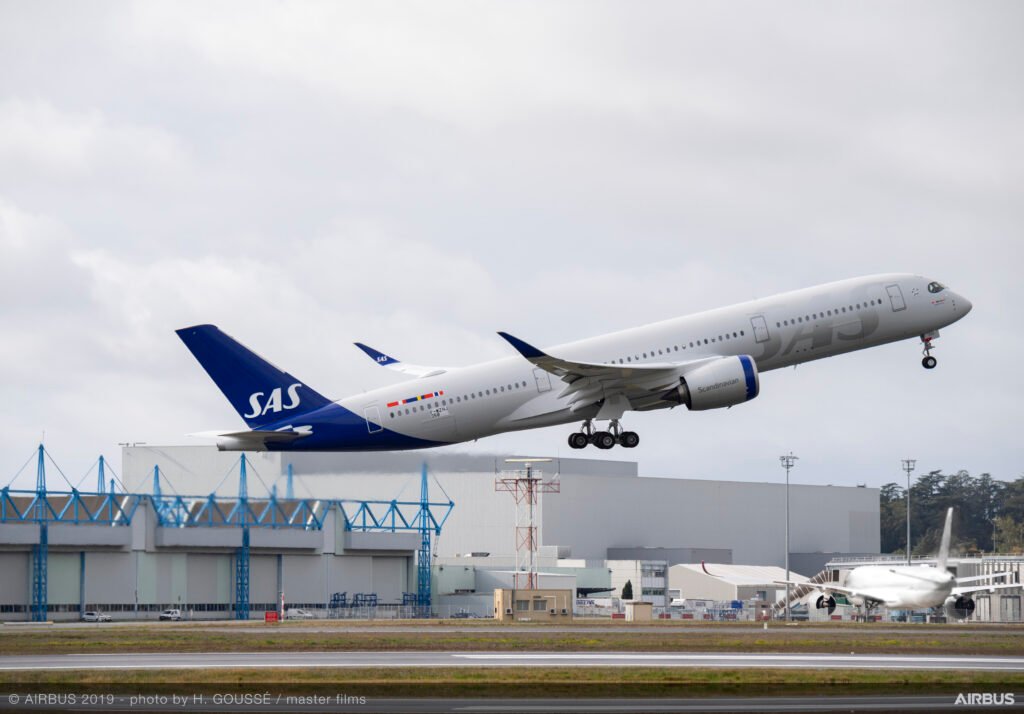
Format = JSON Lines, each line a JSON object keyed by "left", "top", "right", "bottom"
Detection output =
{"left": 245, "top": 384, "right": 304, "bottom": 418}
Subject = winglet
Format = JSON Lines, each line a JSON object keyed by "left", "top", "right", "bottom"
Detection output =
{"left": 497, "top": 331, "right": 546, "bottom": 360}
{"left": 354, "top": 342, "right": 399, "bottom": 367}
{"left": 701, "top": 560, "right": 716, "bottom": 577}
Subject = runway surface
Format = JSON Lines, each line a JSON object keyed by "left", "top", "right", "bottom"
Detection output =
{"left": 3, "top": 650, "right": 1024, "bottom": 671}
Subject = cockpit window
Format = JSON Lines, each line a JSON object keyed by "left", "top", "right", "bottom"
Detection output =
{"left": 927, "top": 281, "right": 946, "bottom": 294}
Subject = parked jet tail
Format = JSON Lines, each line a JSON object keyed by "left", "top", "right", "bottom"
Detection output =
{"left": 176, "top": 325, "right": 332, "bottom": 429}
{"left": 937, "top": 506, "right": 954, "bottom": 571}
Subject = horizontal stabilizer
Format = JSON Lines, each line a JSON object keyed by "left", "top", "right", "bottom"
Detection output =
{"left": 187, "top": 428, "right": 309, "bottom": 451}
{"left": 353, "top": 342, "right": 447, "bottom": 378}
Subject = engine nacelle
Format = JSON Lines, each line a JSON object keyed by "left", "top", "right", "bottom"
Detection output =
{"left": 666, "top": 355, "right": 760, "bottom": 410}
{"left": 944, "top": 595, "right": 976, "bottom": 620}
{"left": 815, "top": 594, "right": 837, "bottom": 614}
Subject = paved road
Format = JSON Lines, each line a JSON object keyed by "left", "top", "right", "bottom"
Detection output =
{"left": 3, "top": 651, "right": 1024, "bottom": 671}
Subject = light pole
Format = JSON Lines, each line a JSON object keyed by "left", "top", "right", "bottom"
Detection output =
{"left": 902, "top": 459, "right": 916, "bottom": 566}
{"left": 779, "top": 452, "right": 798, "bottom": 621}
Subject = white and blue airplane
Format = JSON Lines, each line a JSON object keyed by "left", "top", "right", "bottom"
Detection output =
{"left": 177, "top": 273, "right": 971, "bottom": 452}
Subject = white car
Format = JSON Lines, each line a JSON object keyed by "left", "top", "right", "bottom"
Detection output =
{"left": 285, "top": 608, "right": 314, "bottom": 620}
{"left": 158, "top": 609, "right": 182, "bottom": 621}
{"left": 81, "top": 611, "right": 111, "bottom": 622}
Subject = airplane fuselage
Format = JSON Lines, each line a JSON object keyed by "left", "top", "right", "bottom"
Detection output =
{"left": 842, "top": 565, "right": 956, "bottom": 609}
{"left": 180, "top": 273, "right": 972, "bottom": 451}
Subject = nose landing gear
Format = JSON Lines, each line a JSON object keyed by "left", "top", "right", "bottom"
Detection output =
{"left": 567, "top": 419, "right": 639, "bottom": 449}
{"left": 921, "top": 333, "right": 938, "bottom": 369}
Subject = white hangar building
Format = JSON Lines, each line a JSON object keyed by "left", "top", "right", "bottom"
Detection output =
{"left": 122, "top": 447, "right": 879, "bottom": 571}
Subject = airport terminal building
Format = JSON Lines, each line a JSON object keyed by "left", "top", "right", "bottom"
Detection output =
{"left": 0, "top": 446, "right": 882, "bottom": 620}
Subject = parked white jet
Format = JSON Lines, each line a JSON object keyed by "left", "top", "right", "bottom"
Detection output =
{"left": 177, "top": 273, "right": 972, "bottom": 452}
{"left": 785, "top": 509, "right": 1017, "bottom": 617}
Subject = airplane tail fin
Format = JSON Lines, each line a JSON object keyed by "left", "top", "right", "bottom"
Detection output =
{"left": 937, "top": 506, "right": 954, "bottom": 571}
{"left": 176, "top": 325, "right": 331, "bottom": 429}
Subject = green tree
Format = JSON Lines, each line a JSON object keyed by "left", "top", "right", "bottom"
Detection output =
{"left": 621, "top": 580, "right": 633, "bottom": 600}
{"left": 1000, "top": 478, "right": 1024, "bottom": 523}
{"left": 993, "top": 516, "right": 1024, "bottom": 553}
{"left": 879, "top": 482, "right": 907, "bottom": 554}
{"left": 880, "top": 469, "right": 1009, "bottom": 555}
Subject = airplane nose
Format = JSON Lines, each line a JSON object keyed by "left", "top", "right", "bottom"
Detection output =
{"left": 959, "top": 294, "right": 973, "bottom": 315}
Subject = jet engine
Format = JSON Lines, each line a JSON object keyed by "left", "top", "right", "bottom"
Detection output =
{"left": 664, "top": 355, "right": 760, "bottom": 410}
{"left": 944, "top": 595, "right": 976, "bottom": 620}
{"left": 815, "top": 594, "right": 837, "bottom": 615}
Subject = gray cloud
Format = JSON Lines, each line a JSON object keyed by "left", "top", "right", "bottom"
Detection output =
{"left": 1, "top": 1, "right": 1021, "bottom": 492}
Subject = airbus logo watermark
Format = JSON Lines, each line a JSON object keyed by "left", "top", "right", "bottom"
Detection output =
{"left": 244, "top": 384, "right": 304, "bottom": 418}
{"left": 955, "top": 692, "right": 1015, "bottom": 706}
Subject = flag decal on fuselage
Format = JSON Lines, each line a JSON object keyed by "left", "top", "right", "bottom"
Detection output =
{"left": 387, "top": 390, "right": 444, "bottom": 408}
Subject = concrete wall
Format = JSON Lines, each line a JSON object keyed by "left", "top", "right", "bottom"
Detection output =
{"left": 546, "top": 474, "right": 878, "bottom": 565}
{"left": 607, "top": 547, "right": 733, "bottom": 565}
{"left": 668, "top": 566, "right": 738, "bottom": 601}
{"left": 122, "top": 447, "right": 879, "bottom": 568}
{"left": 0, "top": 489, "right": 416, "bottom": 620}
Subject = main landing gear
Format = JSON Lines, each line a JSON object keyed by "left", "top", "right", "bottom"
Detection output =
{"left": 921, "top": 333, "right": 938, "bottom": 369}
{"left": 568, "top": 419, "right": 639, "bottom": 450}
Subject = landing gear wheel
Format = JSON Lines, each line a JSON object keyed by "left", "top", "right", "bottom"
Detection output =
{"left": 592, "top": 431, "right": 616, "bottom": 450}
{"left": 619, "top": 431, "right": 640, "bottom": 448}
{"left": 568, "top": 432, "right": 589, "bottom": 450}
{"left": 922, "top": 356, "right": 937, "bottom": 369}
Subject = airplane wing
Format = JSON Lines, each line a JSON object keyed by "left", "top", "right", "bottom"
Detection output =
{"left": 955, "top": 572, "right": 1012, "bottom": 585}
{"left": 497, "top": 331, "right": 716, "bottom": 417}
{"left": 952, "top": 582, "right": 1021, "bottom": 597}
{"left": 773, "top": 580, "right": 884, "bottom": 605}
{"left": 354, "top": 343, "right": 448, "bottom": 378}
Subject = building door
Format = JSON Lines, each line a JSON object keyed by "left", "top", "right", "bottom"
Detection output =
{"left": 1000, "top": 595, "right": 1021, "bottom": 623}
{"left": 886, "top": 284, "right": 906, "bottom": 312}
{"left": 363, "top": 406, "right": 383, "bottom": 434}
{"left": 750, "top": 315, "right": 770, "bottom": 343}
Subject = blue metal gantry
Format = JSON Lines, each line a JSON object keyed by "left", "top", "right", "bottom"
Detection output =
{"left": 235, "top": 455, "right": 250, "bottom": 620}
{"left": 31, "top": 446, "right": 47, "bottom": 622}
{"left": 4, "top": 446, "right": 455, "bottom": 617}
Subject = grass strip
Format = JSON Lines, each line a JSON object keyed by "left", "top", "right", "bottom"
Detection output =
{"left": 2, "top": 626, "right": 1023, "bottom": 656}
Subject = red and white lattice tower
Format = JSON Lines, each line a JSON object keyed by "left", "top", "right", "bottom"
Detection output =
{"left": 494, "top": 458, "right": 560, "bottom": 590}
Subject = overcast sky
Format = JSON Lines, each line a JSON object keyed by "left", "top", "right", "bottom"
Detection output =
{"left": 1, "top": 1, "right": 1021, "bottom": 495}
